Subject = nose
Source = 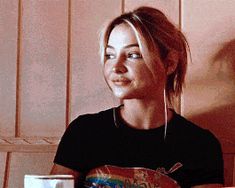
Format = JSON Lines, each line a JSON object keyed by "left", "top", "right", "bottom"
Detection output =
{"left": 112, "top": 55, "right": 127, "bottom": 74}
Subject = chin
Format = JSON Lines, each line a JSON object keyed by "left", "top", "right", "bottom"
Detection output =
{"left": 112, "top": 91, "right": 130, "bottom": 99}
{"left": 113, "top": 93, "right": 129, "bottom": 100}
{"left": 113, "top": 91, "right": 138, "bottom": 100}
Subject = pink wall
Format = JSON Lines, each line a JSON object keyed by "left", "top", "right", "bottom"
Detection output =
{"left": 0, "top": 0, "right": 235, "bottom": 187}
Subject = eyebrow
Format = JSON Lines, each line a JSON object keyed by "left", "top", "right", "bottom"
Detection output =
{"left": 106, "top": 43, "right": 139, "bottom": 49}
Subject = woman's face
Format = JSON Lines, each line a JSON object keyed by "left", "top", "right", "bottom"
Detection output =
{"left": 103, "top": 23, "right": 166, "bottom": 100}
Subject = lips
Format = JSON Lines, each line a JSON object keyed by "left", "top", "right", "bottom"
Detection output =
{"left": 112, "top": 77, "right": 131, "bottom": 86}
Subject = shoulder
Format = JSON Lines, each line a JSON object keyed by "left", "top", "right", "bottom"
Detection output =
{"left": 168, "top": 114, "right": 224, "bottom": 186}
{"left": 172, "top": 113, "right": 213, "bottom": 136}
{"left": 68, "top": 107, "right": 115, "bottom": 132}
{"left": 170, "top": 113, "right": 221, "bottom": 147}
{"left": 169, "top": 113, "right": 223, "bottom": 166}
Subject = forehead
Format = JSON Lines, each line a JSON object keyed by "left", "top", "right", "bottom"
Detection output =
{"left": 107, "top": 23, "right": 138, "bottom": 49}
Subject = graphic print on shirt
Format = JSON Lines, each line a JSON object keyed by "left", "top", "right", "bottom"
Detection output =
{"left": 85, "top": 163, "right": 183, "bottom": 188}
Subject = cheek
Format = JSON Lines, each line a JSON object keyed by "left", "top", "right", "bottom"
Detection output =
{"left": 148, "top": 64, "right": 167, "bottom": 83}
{"left": 135, "top": 66, "right": 153, "bottom": 80}
{"left": 140, "top": 67, "right": 166, "bottom": 87}
{"left": 103, "top": 64, "right": 109, "bottom": 78}
{"left": 143, "top": 57, "right": 167, "bottom": 82}
{"left": 103, "top": 64, "right": 113, "bottom": 84}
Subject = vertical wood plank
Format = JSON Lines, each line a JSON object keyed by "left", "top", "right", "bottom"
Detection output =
{"left": 70, "top": 0, "right": 121, "bottom": 120}
{"left": 20, "top": 0, "right": 68, "bottom": 137}
{"left": 0, "top": 152, "right": 7, "bottom": 188}
{"left": 181, "top": 0, "right": 235, "bottom": 150}
{"left": 125, "top": 0, "right": 179, "bottom": 25}
{"left": 0, "top": 0, "right": 18, "bottom": 136}
{"left": 65, "top": 0, "right": 72, "bottom": 127}
{"left": 7, "top": 152, "right": 55, "bottom": 188}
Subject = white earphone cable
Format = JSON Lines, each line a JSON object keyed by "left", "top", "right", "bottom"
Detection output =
{"left": 163, "top": 88, "right": 168, "bottom": 140}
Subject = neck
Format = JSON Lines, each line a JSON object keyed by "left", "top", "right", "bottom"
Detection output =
{"left": 120, "top": 97, "right": 173, "bottom": 130}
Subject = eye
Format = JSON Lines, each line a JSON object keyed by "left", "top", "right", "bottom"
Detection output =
{"left": 105, "top": 53, "right": 115, "bottom": 60}
{"left": 127, "top": 52, "right": 142, "bottom": 59}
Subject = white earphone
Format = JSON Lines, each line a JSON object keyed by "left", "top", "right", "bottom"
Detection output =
{"left": 163, "top": 88, "right": 168, "bottom": 140}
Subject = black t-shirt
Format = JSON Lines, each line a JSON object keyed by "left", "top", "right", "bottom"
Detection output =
{"left": 54, "top": 106, "right": 224, "bottom": 188}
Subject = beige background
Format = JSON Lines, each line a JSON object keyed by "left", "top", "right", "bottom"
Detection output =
{"left": 0, "top": 0, "right": 235, "bottom": 187}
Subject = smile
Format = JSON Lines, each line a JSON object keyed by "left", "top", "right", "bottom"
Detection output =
{"left": 112, "top": 79, "right": 131, "bottom": 86}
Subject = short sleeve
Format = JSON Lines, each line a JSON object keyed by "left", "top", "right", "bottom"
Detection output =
{"left": 190, "top": 131, "right": 224, "bottom": 186}
{"left": 54, "top": 117, "right": 85, "bottom": 172}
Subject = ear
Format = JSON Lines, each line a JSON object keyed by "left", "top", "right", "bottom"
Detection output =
{"left": 165, "top": 50, "right": 179, "bottom": 75}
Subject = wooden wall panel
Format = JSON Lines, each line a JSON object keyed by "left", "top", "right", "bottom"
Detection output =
{"left": 125, "top": 0, "right": 179, "bottom": 24}
{"left": 20, "top": 0, "right": 68, "bottom": 137}
{"left": 7, "top": 152, "right": 55, "bottom": 188}
{"left": 181, "top": 0, "right": 235, "bottom": 151}
{"left": 0, "top": 0, "right": 18, "bottom": 137}
{"left": 70, "top": 0, "right": 121, "bottom": 120}
{"left": 0, "top": 152, "right": 7, "bottom": 188}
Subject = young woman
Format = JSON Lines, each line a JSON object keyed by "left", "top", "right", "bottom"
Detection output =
{"left": 51, "top": 6, "right": 224, "bottom": 188}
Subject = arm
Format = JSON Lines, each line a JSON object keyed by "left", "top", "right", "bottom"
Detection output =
{"left": 51, "top": 117, "right": 86, "bottom": 186}
{"left": 50, "top": 164, "right": 82, "bottom": 187}
{"left": 50, "top": 164, "right": 81, "bottom": 177}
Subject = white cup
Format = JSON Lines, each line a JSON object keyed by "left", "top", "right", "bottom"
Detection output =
{"left": 24, "top": 175, "right": 74, "bottom": 188}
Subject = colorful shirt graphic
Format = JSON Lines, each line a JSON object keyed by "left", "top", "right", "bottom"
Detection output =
{"left": 85, "top": 165, "right": 181, "bottom": 188}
